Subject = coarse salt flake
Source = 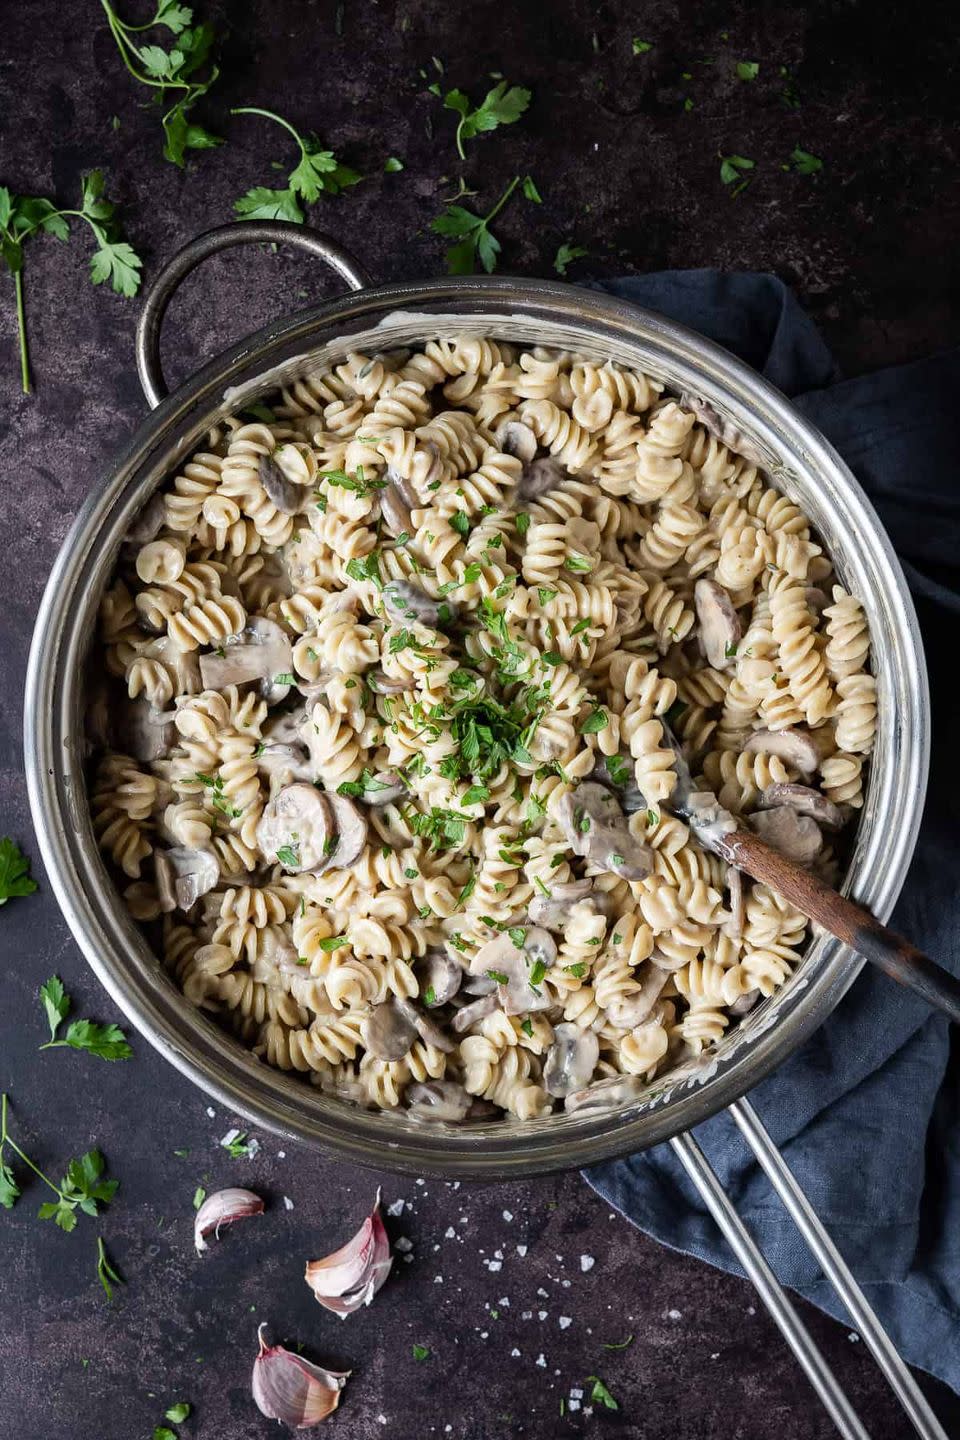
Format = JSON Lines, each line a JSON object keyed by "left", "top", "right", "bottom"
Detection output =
{"left": 559, "top": 1316, "right": 572, "bottom": 1330}
{"left": 395, "top": 1236, "right": 413, "bottom": 1253}
{"left": 516, "top": 1244, "right": 528, "bottom": 1257}
{"left": 536, "top": 1353, "right": 546, "bottom": 1368}
{"left": 386, "top": 1199, "right": 406, "bottom": 1217}
{"left": 511, "top": 1347, "right": 521, "bottom": 1358}
{"left": 282, "top": 1196, "right": 294, "bottom": 1210}
{"left": 667, "top": 1308, "right": 682, "bottom": 1320}
{"left": 580, "top": 1255, "right": 595, "bottom": 1273}
{"left": 502, "top": 1209, "right": 513, "bottom": 1222}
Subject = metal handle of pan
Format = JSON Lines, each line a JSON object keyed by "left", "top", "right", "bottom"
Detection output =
{"left": 134, "top": 221, "right": 373, "bottom": 409}
{"left": 671, "top": 1100, "right": 948, "bottom": 1440}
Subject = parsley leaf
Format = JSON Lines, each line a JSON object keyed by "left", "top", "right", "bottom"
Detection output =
{"left": 719, "top": 153, "right": 755, "bottom": 196}
{"left": 521, "top": 174, "right": 542, "bottom": 203}
{"left": 579, "top": 708, "right": 608, "bottom": 734}
{"left": 96, "top": 1235, "right": 124, "bottom": 1301}
{"left": 317, "top": 935, "right": 349, "bottom": 952}
{"left": 430, "top": 174, "right": 520, "bottom": 275}
{"left": 586, "top": 1376, "right": 619, "bottom": 1410}
{"left": 736, "top": 60, "right": 759, "bottom": 80}
{"left": 345, "top": 551, "right": 383, "bottom": 588}
{"left": 554, "top": 242, "right": 588, "bottom": 277}
{"left": 441, "top": 80, "right": 531, "bottom": 159}
{"left": 165, "top": 1403, "right": 191, "bottom": 1424}
{"left": 632, "top": 37, "right": 653, "bottom": 53}
{"left": 39, "top": 975, "right": 69, "bottom": 1039}
{"left": 487, "top": 968, "right": 509, "bottom": 985}
{"left": 275, "top": 843, "right": 301, "bottom": 868}
{"left": 384, "top": 156, "right": 405, "bottom": 173}
{"left": 232, "top": 106, "right": 361, "bottom": 223}
{"left": 38, "top": 976, "right": 133, "bottom": 1060}
{"left": 412, "top": 1343, "right": 431, "bottom": 1361}
{"left": 790, "top": 146, "right": 823, "bottom": 175}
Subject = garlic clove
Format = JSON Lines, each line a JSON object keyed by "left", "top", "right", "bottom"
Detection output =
{"left": 194, "top": 1187, "right": 265, "bottom": 1254}
{"left": 252, "top": 1325, "right": 349, "bottom": 1429}
{"left": 304, "top": 1188, "right": 392, "bottom": 1317}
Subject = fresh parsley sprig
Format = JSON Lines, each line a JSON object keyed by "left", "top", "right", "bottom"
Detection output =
{"left": 231, "top": 107, "right": 361, "bottom": 222}
{"left": 0, "top": 1094, "right": 118, "bottom": 1233}
{"left": 0, "top": 836, "right": 37, "bottom": 904}
{"left": 430, "top": 174, "right": 520, "bottom": 275}
{"left": 99, "top": 0, "right": 222, "bottom": 166}
{"left": 439, "top": 80, "right": 532, "bottom": 160}
{"left": 719, "top": 153, "right": 755, "bottom": 196}
{"left": 554, "top": 242, "right": 588, "bottom": 277}
{"left": 96, "top": 1235, "right": 125, "bottom": 1300}
{"left": 38, "top": 976, "right": 133, "bottom": 1061}
{"left": 1, "top": 174, "right": 142, "bottom": 393}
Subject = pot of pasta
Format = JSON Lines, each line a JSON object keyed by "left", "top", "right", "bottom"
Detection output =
{"left": 23, "top": 222, "right": 928, "bottom": 1176}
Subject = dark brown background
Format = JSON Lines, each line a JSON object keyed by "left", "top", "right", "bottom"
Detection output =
{"left": 2, "top": 1, "right": 959, "bottom": 1436}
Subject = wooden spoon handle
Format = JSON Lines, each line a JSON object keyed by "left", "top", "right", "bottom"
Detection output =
{"left": 717, "top": 827, "right": 960, "bottom": 1024}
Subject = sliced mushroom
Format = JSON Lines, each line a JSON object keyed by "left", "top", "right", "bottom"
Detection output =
{"left": 394, "top": 998, "right": 457, "bottom": 1054}
{"left": 556, "top": 782, "right": 653, "bottom": 880}
{"left": 495, "top": 418, "right": 538, "bottom": 464}
{"left": 155, "top": 845, "right": 220, "bottom": 912}
{"left": 405, "top": 1079, "right": 472, "bottom": 1123}
{"left": 382, "top": 579, "right": 455, "bottom": 629}
{"left": 564, "top": 1073, "right": 645, "bottom": 1114}
{"left": 366, "top": 670, "right": 411, "bottom": 696}
{"left": 360, "top": 770, "right": 407, "bottom": 806}
{"left": 694, "top": 578, "right": 742, "bottom": 670}
{"left": 729, "top": 990, "right": 760, "bottom": 1017}
{"left": 262, "top": 708, "right": 308, "bottom": 747}
{"left": 379, "top": 469, "right": 419, "bottom": 537}
{"left": 256, "top": 784, "right": 335, "bottom": 872}
{"left": 678, "top": 393, "right": 767, "bottom": 469}
{"left": 805, "top": 586, "right": 830, "bottom": 617}
{"left": 451, "top": 994, "right": 498, "bottom": 1033}
{"left": 125, "top": 490, "right": 167, "bottom": 544}
{"left": 469, "top": 927, "right": 557, "bottom": 1015}
{"left": 116, "top": 697, "right": 177, "bottom": 762}
{"left": 749, "top": 806, "right": 823, "bottom": 867}
{"left": 361, "top": 1000, "right": 418, "bottom": 1061}
{"left": 517, "top": 456, "right": 566, "bottom": 502}
{"left": 465, "top": 1097, "right": 502, "bottom": 1120}
{"left": 324, "top": 794, "right": 369, "bottom": 868}
{"left": 418, "top": 950, "right": 463, "bottom": 1008}
{"left": 605, "top": 965, "right": 670, "bottom": 1030}
{"left": 256, "top": 743, "right": 315, "bottom": 788}
{"left": 743, "top": 727, "right": 819, "bottom": 777}
{"left": 759, "top": 782, "right": 844, "bottom": 830}
{"left": 461, "top": 972, "right": 498, "bottom": 998}
{"left": 543, "top": 1023, "right": 600, "bottom": 1098}
{"left": 198, "top": 617, "right": 294, "bottom": 704}
{"left": 648, "top": 944, "right": 694, "bottom": 973}
{"left": 528, "top": 879, "right": 595, "bottom": 928}
{"left": 591, "top": 752, "right": 648, "bottom": 815}
{"left": 259, "top": 452, "right": 305, "bottom": 516}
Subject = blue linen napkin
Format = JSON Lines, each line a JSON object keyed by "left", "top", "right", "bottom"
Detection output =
{"left": 584, "top": 272, "right": 960, "bottom": 1391}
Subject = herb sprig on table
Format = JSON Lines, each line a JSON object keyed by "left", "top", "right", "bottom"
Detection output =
{"left": 0, "top": 174, "right": 142, "bottom": 393}
{"left": 0, "top": 1093, "right": 118, "bottom": 1233}
{"left": 38, "top": 975, "right": 133, "bottom": 1061}
{"left": 430, "top": 174, "right": 522, "bottom": 274}
{"left": 231, "top": 107, "right": 361, "bottom": 222}
{"left": 0, "top": 837, "right": 37, "bottom": 904}
{"left": 437, "top": 80, "right": 532, "bottom": 160}
{"left": 99, "top": 0, "right": 223, "bottom": 165}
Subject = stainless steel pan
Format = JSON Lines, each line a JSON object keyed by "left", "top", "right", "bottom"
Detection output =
{"left": 23, "top": 223, "right": 943, "bottom": 1438}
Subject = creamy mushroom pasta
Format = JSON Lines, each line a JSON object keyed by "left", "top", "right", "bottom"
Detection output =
{"left": 90, "top": 336, "right": 876, "bottom": 1121}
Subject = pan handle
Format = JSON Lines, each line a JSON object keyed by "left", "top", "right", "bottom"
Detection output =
{"left": 134, "top": 221, "right": 373, "bottom": 410}
{"left": 671, "top": 1102, "right": 949, "bottom": 1440}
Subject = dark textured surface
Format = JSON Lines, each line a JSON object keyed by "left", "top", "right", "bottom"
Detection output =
{"left": 1, "top": 1, "right": 959, "bottom": 1436}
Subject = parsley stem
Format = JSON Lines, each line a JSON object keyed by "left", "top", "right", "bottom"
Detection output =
{"left": 0, "top": 1094, "right": 63, "bottom": 1197}
{"left": 99, "top": 0, "right": 193, "bottom": 91}
{"left": 231, "top": 106, "right": 307, "bottom": 157}
{"left": 485, "top": 174, "right": 521, "bottom": 225}
{"left": 13, "top": 270, "right": 30, "bottom": 394}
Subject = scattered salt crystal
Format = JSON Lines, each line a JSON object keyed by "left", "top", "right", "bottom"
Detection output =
{"left": 535, "top": 1353, "right": 546, "bottom": 1368}
{"left": 486, "top": 1259, "right": 502, "bottom": 1272}
{"left": 433, "top": 1275, "right": 443, "bottom": 1284}
{"left": 444, "top": 1226, "right": 455, "bottom": 1238}
{"left": 498, "top": 1297, "right": 510, "bottom": 1307}
{"left": 568, "top": 1399, "right": 581, "bottom": 1413}
{"left": 480, "top": 1331, "right": 489, "bottom": 1340}
{"left": 537, "top": 1287, "right": 549, "bottom": 1298}
{"left": 510, "top": 1348, "right": 521, "bottom": 1358}
{"left": 451, "top": 1181, "right": 460, "bottom": 1190}
{"left": 559, "top": 1316, "right": 572, "bottom": 1330}
{"left": 667, "top": 1308, "right": 682, "bottom": 1320}
{"left": 445, "top": 1426, "right": 452, "bottom": 1433}
{"left": 538, "top": 1310, "right": 547, "bottom": 1321}
{"left": 377, "top": 1416, "right": 387, "bottom": 1426}
{"left": 747, "top": 1306, "right": 756, "bottom": 1316}
{"left": 580, "top": 1254, "right": 595, "bottom": 1273}
{"left": 205, "top": 1107, "right": 215, "bottom": 1118}
{"left": 570, "top": 1388, "right": 584, "bottom": 1400}
{"left": 395, "top": 1236, "right": 413, "bottom": 1253}
{"left": 282, "top": 1196, "right": 294, "bottom": 1211}
{"left": 516, "top": 1244, "right": 528, "bottom": 1257}
{"left": 403, "top": 1254, "right": 414, "bottom": 1264}
{"left": 848, "top": 1332, "right": 861, "bottom": 1343}
{"left": 494, "top": 1248, "right": 503, "bottom": 1260}
{"left": 386, "top": 1199, "right": 406, "bottom": 1217}
{"left": 277, "top": 1151, "right": 285, "bottom": 1160}
{"left": 710, "top": 1352, "right": 719, "bottom": 1360}
{"left": 432, "top": 1243, "right": 440, "bottom": 1252}
{"left": 245, "top": 1137, "right": 261, "bottom": 1158}
{"left": 459, "top": 1216, "right": 468, "bottom": 1225}
{"left": 416, "top": 1178, "right": 426, "bottom": 1186}
{"left": 220, "top": 1128, "right": 241, "bottom": 1147}
{"left": 561, "top": 1279, "right": 571, "bottom": 1289}
{"left": 521, "top": 1310, "right": 533, "bottom": 1321}
{"left": 502, "top": 1209, "right": 513, "bottom": 1222}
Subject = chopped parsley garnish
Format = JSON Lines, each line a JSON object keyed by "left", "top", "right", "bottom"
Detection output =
{"left": 515, "top": 512, "right": 531, "bottom": 538}
{"left": 507, "top": 926, "right": 527, "bottom": 949}
{"left": 790, "top": 146, "right": 823, "bottom": 175}
{"left": 412, "top": 1343, "right": 431, "bottom": 1361}
{"left": 520, "top": 1018, "right": 534, "bottom": 1037}
{"left": 719, "top": 153, "right": 755, "bottom": 196}
{"left": 735, "top": 60, "right": 759, "bottom": 80}
{"left": 564, "top": 554, "right": 593, "bottom": 573}
{"left": 554, "top": 241, "right": 588, "bottom": 277}
{"left": 541, "top": 651, "right": 562, "bottom": 667}
{"left": 605, "top": 754, "right": 630, "bottom": 785}
{"left": 462, "top": 784, "right": 490, "bottom": 806}
{"left": 601, "top": 1334, "right": 635, "bottom": 1350}
{"left": 275, "top": 843, "right": 300, "bottom": 868}
{"left": 317, "top": 466, "right": 386, "bottom": 497}
{"left": 537, "top": 587, "right": 557, "bottom": 605}
{"left": 724, "top": 641, "right": 738, "bottom": 658}
{"left": 586, "top": 1376, "right": 619, "bottom": 1411}
{"left": 449, "top": 509, "right": 471, "bottom": 538}
{"left": 317, "top": 935, "right": 349, "bottom": 952}
{"left": 579, "top": 708, "right": 608, "bottom": 734}
{"left": 345, "top": 552, "right": 383, "bottom": 587}
{"left": 565, "top": 962, "right": 587, "bottom": 979}
{"left": 423, "top": 986, "right": 437, "bottom": 1007}
{"left": 273, "top": 671, "right": 295, "bottom": 685}
{"left": 487, "top": 969, "right": 509, "bottom": 985}
{"left": 632, "top": 37, "right": 652, "bottom": 53}
{"left": 528, "top": 959, "right": 547, "bottom": 989}
{"left": 409, "top": 807, "right": 470, "bottom": 850}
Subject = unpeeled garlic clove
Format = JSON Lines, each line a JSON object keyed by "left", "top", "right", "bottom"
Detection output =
{"left": 194, "top": 1187, "right": 265, "bottom": 1254}
{"left": 252, "top": 1324, "right": 349, "bottom": 1429}
{"left": 304, "top": 1188, "right": 393, "bottom": 1317}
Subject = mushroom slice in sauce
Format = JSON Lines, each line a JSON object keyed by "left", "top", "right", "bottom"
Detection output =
{"left": 469, "top": 927, "right": 557, "bottom": 1015}
{"left": 256, "top": 784, "right": 335, "bottom": 872}
{"left": 495, "top": 418, "right": 538, "bottom": 464}
{"left": 678, "top": 393, "right": 768, "bottom": 469}
{"left": 564, "top": 1073, "right": 645, "bottom": 1114}
{"left": 259, "top": 452, "right": 305, "bottom": 516}
{"left": 155, "top": 845, "right": 220, "bottom": 912}
{"left": 543, "top": 1023, "right": 600, "bottom": 1098}
{"left": 256, "top": 743, "right": 315, "bottom": 789}
{"left": 366, "top": 670, "right": 410, "bottom": 696}
{"left": 382, "top": 579, "right": 455, "bottom": 629}
{"left": 749, "top": 806, "right": 823, "bottom": 867}
{"left": 590, "top": 752, "right": 648, "bottom": 815}
{"left": 605, "top": 964, "right": 670, "bottom": 1031}
{"left": 451, "top": 994, "right": 498, "bottom": 1033}
{"left": 358, "top": 770, "right": 407, "bottom": 806}
{"left": 405, "top": 1080, "right": 472, "bottom": 1123}
{"left": 759, "top": 782, "right": 844, "bottom": 830}
{"left": 461, "top": 972, "right": 498, "bottom": 998}
{"left": 198, "top": 617, "right": 294, "bottom": 704}
{"left": 556, "top": 782, "right": 653, "bottom": 880}
{"left": 694, "top": 578, "right": 742, "bottom": 670}
{"left": 361, "top": 1000, "right": 418, "bottom": 1061}
{"left": 516, "top": 455, "right": 567, "bottom": 502}
{"left": 262, "top": 708, "right": 308, "bottom": 747}
{"left": 125, "top": 490, "right": 167, "bottom": 544}
{"left": 324, "top": 794, "right": 369, "bottom": 868}
{"left": 743, "top": 727, "right": 820, "bottom": 777}
{"left": 394, "top": 998, "right": 457, "bottom": 1053}
{"left": 527, "top": 879, "right": 595, "bottom": 929}
{"left": 117, "top": 696, "right": 177, "bottom": 762}
{"left": 379, "top": 469, "right": 419, "bottom": 537}
{"left": 418, "top": 950, "right": 463, "bottom": 1008}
